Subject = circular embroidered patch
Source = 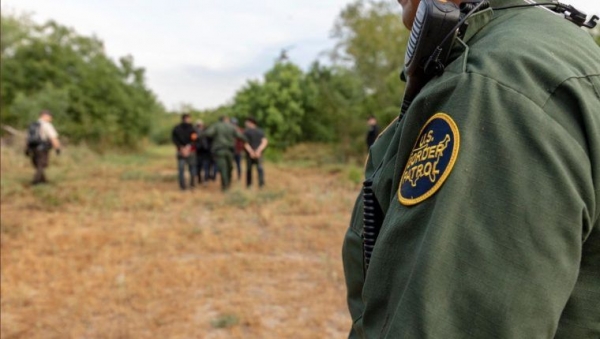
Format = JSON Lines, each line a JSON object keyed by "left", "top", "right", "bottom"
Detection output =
{"left": 398, "top": 113, "right": 460, "bottom": 206}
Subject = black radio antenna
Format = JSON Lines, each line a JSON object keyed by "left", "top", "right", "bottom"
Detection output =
{"left": 424, "top": 0, "right": 490, "bottom": 76}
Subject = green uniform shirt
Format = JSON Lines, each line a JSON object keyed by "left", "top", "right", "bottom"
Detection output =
{"left": 203, "top": 121, "right": 246, "bottom": 154}
{"left": 343, "top": 2, "right": 600, "bottom": 338}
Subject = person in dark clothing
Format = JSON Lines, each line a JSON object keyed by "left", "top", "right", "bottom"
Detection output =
{"left": 243, "top": 117, "right": 268, "bottom": 188}
{"left": 194, "top": 120, "right": 213, "bottom": 185}
{"left": 366, "top": 115, "right": 380, "bottom": 149}
{"left": 172, "top": 114, "right": 197, "bottom": 190}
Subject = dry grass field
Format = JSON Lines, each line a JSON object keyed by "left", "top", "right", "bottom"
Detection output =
{"left": 1, "top": 143, "right": 363, "bottom": 338}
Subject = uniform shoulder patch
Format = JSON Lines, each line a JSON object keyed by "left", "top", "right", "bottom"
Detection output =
{"left": 398, "top": 113, "right": 460, "bottom": 206}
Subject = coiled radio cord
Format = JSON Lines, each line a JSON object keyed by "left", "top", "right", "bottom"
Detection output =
{"left": 363, "top": 179, "right": 384, "bottom": 273}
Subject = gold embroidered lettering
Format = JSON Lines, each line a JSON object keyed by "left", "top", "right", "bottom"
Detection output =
{"left": 423, "top": 162, "right": 432, "bottom": 177}
{"left": 418, "top": 131, "right": 434, "bottom": 148}
{"left": 401, "top": 133, "right": 452, "bottom": 188}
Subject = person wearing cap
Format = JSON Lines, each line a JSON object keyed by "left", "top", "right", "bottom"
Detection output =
{"left": 28, "top": 110, "right": 61, "bottom": 185}
{"left": 243, "top": 117, "right": 268, "bottom": 188}
{"left": 202, "top": 116, "right": 247, "bottom": 191}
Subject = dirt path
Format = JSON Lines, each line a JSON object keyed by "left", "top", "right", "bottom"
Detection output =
{"left": 1, "top": 146, "right": 360, "bottom": 338}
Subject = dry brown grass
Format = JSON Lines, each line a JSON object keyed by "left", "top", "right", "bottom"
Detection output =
{"left": 1, "top": 144, "right": 361, "bottom": 338}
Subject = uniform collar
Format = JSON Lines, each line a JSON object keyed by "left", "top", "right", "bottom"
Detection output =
{"left": 489, "top": 0, "right": 531, "bottom": 8}
{"left": 462, "top": 0, "right": 536, "bottom": 43}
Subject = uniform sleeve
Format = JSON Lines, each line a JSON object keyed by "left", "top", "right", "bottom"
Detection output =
{"left": 549, "top": 76, "right": 600, "bottom": 338}
{"left": 361, "top": 73, "right": 599, "bottom": 338}
{"left": 342, "top": 194, "right": 366, "bottom": 339}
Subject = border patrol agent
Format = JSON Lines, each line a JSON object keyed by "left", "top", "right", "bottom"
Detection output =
{"left": 203, "top": 116, "right": 247, "bottom": 191}
{"left": 342, "top": 0, "right": 600, "bottom": 338}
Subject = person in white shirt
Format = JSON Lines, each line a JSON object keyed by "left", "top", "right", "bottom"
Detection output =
{"left": 30, "top": 110, "right": 61, "bottom": 185}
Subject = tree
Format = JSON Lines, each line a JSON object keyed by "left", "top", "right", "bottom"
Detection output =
{"left": 331, "top": 0, "right": 410, "bottom": 124}
{"left": 0, "top": 13, "right": 164, "bottom": 149}
{"left": 232, "top": 61, "right": 306, "bottom": 149}
{"left": 9, "top": 84, "right": 70, "bottom": 129}
{"left": 301, "top": 62, "right": 367, "bottom": 158}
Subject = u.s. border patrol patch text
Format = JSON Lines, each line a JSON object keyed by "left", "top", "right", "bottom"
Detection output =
{"left": 399, "top": 113, "right": 460, "bottom": 206}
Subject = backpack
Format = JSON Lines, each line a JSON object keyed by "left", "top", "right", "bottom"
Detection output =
{"left": 26, "top": 121, "right": 44, "bottom": 149}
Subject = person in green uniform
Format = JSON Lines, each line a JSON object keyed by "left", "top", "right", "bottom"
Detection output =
{"left": 342, "top": 1, "right": 600, "bottom": 338}
{"left": 202, "top": 116, "right": 247, "bottom": 191}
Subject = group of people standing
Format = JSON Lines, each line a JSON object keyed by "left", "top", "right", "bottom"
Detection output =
{"left": 172, "top": 114, "right": 267, "bottom": 192}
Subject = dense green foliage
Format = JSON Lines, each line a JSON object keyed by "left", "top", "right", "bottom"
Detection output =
{"left": 331, "top": 1, "right": 408, "bottom": 124}
{"left": 231, "top": 62, "right": 306, "bottom": 149}
{"left": 301, "top": 62, "right": 369, "bottom": 159}
{"left": 1, "top": 13, "right": 164, "bottom": 149}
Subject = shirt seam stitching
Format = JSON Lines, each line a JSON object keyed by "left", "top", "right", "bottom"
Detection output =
{"left": 442, "top": 72, "right": 592, "bottom": 158}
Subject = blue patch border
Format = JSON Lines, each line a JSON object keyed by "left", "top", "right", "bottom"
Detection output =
{"left": 398, "top": 113, "right": 460, "bottom": 206}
